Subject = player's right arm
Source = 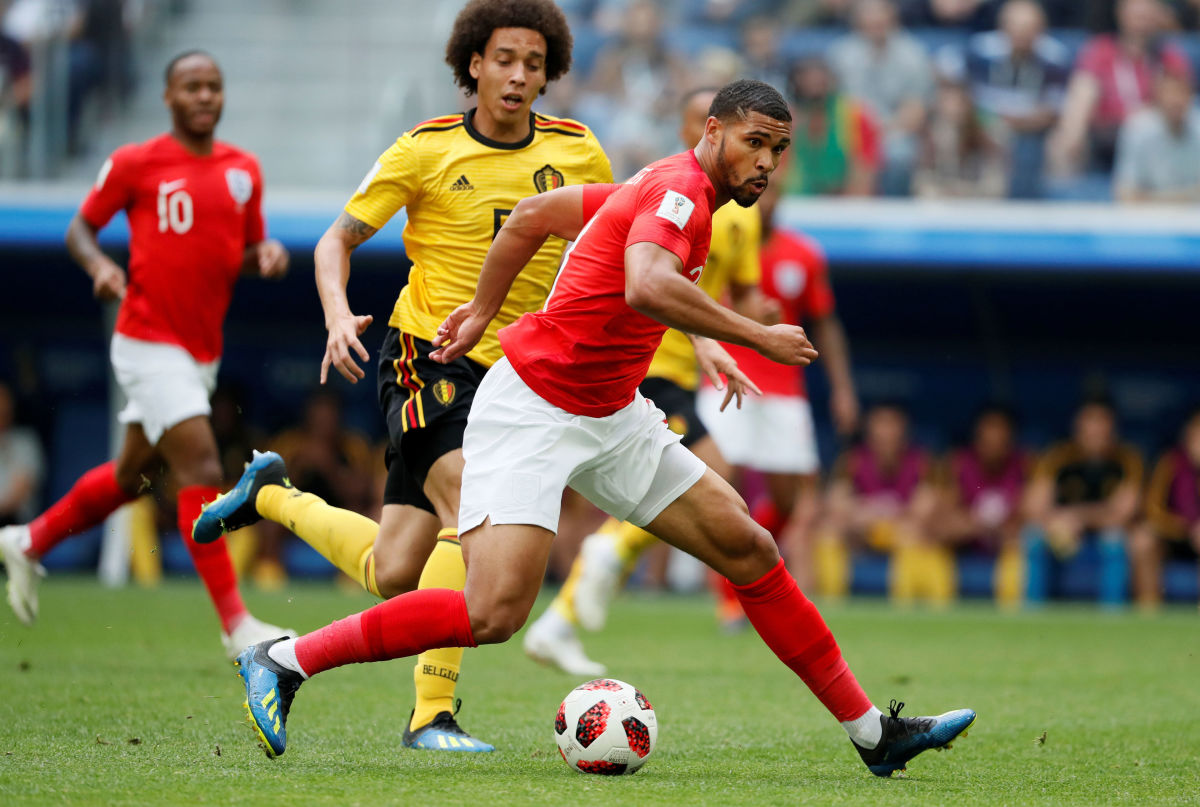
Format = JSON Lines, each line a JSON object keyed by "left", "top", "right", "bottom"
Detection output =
{"left": 68, "top": 149, "right": 135, "bottom": 301}
{"left": 431, "top": 183, "right": 619, "bottom": 363}
{"left": 314, "top": 211, "right": 378, "bottom": 383}
{"left": 65, "top": 214, "right": 126, "bottom": 301}
{"left": 624, "top": 242, "right": 817, "bottom": 367}
{"left": 316, "top": 133, "right": 421, "bottom": 383}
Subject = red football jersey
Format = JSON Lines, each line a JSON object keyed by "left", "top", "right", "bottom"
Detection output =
{"left": 500, "top": 151, "right": 715, "bottom": 417}
{"left": 80, "top": 133, "right": 265, "bottom": 362}
{"left": 722, "top": 227, "right": 834, "bottom": 399}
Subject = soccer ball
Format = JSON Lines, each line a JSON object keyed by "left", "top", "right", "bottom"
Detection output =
{"left": 554, "top": 678, "right": 657, "bottom": 775}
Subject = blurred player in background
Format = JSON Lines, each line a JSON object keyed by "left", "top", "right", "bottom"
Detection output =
{"left": 230, "top": 80, "right": 975, "bottom": 778}
{"left": 1022, "top": 396, "right": 1142, "bottom": 607}
{"left": 0, "top": 51, "right": 293, "bottom": 656}
{"left": 1130, "top": 407, "right": 1200, "bottom": 608}
{"left": 194, "top": 0, "right": 611, "bottom": 751}
{"left": 697, "top": 176, "right": 859, "bottom": 606}
{"left": 521, "top": 85, "right": 765, "bottom": 676}
{"left": 936, "top": 405, "right": 1029, "bottom": 606}
{"left": 817, "top": 402, "right": 946, "bottom": 604}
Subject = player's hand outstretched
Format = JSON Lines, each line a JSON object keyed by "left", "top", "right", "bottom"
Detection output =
{"left": 694, "top": 336, "right": 762, "bottom": 412}
{"left": 757, "top": 324, "right": 819, "bottom": 366}
{"left": 256, "top": 239, "right": 290, "bottom": 279}
{"left": 430, "top": 302, "right": 489, "bottom": 364}
{"left": 321, "top": 312, "right": 374, "bottom": 384}
{"left": 90, "top": 256, "right": 126, "bottom": 301}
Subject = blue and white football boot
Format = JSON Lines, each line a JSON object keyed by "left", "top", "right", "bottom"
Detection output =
{"left": 402, "top": 699, "right": 495, "bottom": 752}
{"left": 235, "top": 638, "right": 304, "bottom": 758}
{"left": 853, "top": 699, "right": 976, "bottom": 777}
{"left": 193, "top": 450, "right": 290, "bottom": 544}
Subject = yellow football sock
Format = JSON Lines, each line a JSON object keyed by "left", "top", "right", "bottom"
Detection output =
{"left": 815, "top": 535, "right": 849, "bottom": 598}
{"left": 612, "top": 519, "right": 659, "bottom": 566}
{"left": 411, "top": 528, "right": 466, "bottom": 731}
{"left": 224, "top": 524, "right": 260, "bottom": 579}
{"left": 551, "top": 518, "right": 657, "bottom": 624}
{"left": 994, "top": 544, "right": 1023, "bottom": 609}
{"left": 128, "top": 495, "right": 161, "bottom": 587}
{"left": 552, "top": 553, "right": 587, "bottom": 625}
{"left": 255, "top": 486, "right": 381, "bottom": 597}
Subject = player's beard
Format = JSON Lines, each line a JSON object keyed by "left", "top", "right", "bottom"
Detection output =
{"left": 716, "top": 138, "right": 768, "bottom": 208}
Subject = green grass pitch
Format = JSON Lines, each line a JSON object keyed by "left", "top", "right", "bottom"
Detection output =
{"left": 0, "top": 579, "right": 1197, "bottom": 806}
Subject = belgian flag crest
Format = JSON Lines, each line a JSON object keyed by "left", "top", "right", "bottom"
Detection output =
{"left": 533, "top": 164, "right": 565, "bottom": 193}
{"left": 433, "top": 378, "right": 456, "bottom": 406}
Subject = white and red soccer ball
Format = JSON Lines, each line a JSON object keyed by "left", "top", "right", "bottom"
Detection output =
{"left": 554, "top": 678, "right": 657, "bottom": 775}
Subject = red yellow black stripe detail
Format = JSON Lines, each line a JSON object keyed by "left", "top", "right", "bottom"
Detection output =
{"left": 534, "top": 115, "right": 586, "bottom": 132}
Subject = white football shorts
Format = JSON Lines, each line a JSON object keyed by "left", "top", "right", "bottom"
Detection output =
{"left": 459, "top": 357, "right": 707, "bottom": 534}
{"left": 110, "top": 333, "right": 219, "bottom": 445}
{"left": 697, "top": 388, "right": 820, "bottom": 474}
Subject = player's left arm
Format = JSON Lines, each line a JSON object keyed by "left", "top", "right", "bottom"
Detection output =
{"left": 239, "top": 161, "right": 289, "bottom": 279}
{"left": 728, "top": 282, "right": 780, "bottom": 324}
{"left": 810, "top": 314, "right": 859, "bottom": 435}
{"left": 241, "top": 239, "right": 290, "bottom": 278}
{"left": 431, "top": 184, "right": 617, "bottom": 363}
{"left": 688, "top": 334, "right": 762, "bottom": 412}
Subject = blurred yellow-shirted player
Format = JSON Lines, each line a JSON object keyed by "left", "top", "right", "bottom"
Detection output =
{"left": 522, "top": 87, "right": 766, "bottom": 677}
{"left": 195, "top": 0, "right": 610, "bottom": 752}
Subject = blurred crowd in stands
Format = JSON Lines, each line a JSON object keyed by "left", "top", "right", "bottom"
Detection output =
{"left": 6, "top": 373, "right": 1199, "bottom": 607}
{"left": 0, "top": 0, "right": 155, "bottom": 175}
{"left": 547, "top": 0, "right": 1200, "bottom": 202}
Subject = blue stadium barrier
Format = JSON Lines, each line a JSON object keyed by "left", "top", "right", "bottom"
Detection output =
{"left": 39, "top": 401, "right": 109, "bottom": 571}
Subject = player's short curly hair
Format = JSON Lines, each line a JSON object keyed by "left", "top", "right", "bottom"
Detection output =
{"left": 709, "top": 79, "right": 792, "bottom": 125}
{"left": 444, "top": 0, "right": 573, "bottom": 96}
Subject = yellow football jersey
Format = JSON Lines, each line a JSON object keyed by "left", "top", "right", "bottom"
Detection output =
{"left": 647, "top": 201, "right": 762, "bottom": 390}
{"left": 345, "top": 109, "right": 613, "bottom": 367}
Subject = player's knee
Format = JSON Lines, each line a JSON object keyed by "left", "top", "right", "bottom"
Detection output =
{"left": 467, "top": 607, "right": 526, "bottom": 645}
{"left": 710, "top": 510, "right": 779, "bottom": 585}
{"left": 373, "top": 554, "right": 421, "bottom": 598}
{"left": 464, "top": 590, "right": 530, "bottom": 645}
{"left": 177, "top": 456, "right": 222, "bottom": 489}
{"left": 114, "top": 462, "right": 149, "bottom": 495}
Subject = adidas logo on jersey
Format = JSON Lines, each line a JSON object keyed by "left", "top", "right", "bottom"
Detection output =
{"left": 450, "top": 175, "right": 474, "bottom": 191}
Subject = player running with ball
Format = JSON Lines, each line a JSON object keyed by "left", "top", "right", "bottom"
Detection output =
{"left": 228, "top": 80, "right": 975, "bottom": 776}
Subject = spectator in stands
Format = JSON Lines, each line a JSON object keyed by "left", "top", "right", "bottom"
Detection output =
{"left": 1130, "top": 408, "right": 1200, "bottom": 608}
{"left": 740, "top": 15, "right": 789, "bottom": 91}
{"left": 783, "top": 56, "right": 881, "bottom": 195}
{"left": 829, "top": 0, "right": 935, "bottom": 195}
{"left": 254, "top": 389, "right": 374, "bottom": 588}
{"left": 913, "top": 73, "right": 1007, "bottom": 197}
{"left": 777, "top": 0, "right": 857, "bottom": 25}
{"left": 1048, "top": 0, "right": 1191, "bottom": 179}
{"left": 1113, "top": 69, "right": 1200, "bottom": 202}
{"left": 817, "top": 402, "right": 947, "bottom": 605}
{"left": 575, "top": 0, "right": 689, "bottom": 179}
{"left": 0, "top": 380, "right": 42, "bottom": 526}
{"left": 1022, "top": 397, "right": 1142, "bottom": 607}
{"left": 960, "top": 0, "right": 1071, "bottom": 198}
{"left": 899, "top": 0, "right": 1002, "bottom": 30}
{"left": 937, "top": 405, "right": 1029, "bottom": 606}
{"left": 0, "top": 26, "right": 31, "bottom": 112}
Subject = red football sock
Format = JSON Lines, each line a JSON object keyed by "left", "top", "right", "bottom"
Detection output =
{"left": 178, "top": 485, "right": 247, "bottom": 634}
{"left": 734, "top": 559, "right": 873, "bottom": 722}
{"left": 295, "top": 588, "right": 476, "bottom": 677}
{"left": 27, "top": 461, "right": 135, "bottom": 557}
{"left": 751, "top": 498, "right": 787, "bottom": 540}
